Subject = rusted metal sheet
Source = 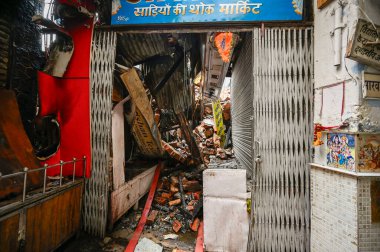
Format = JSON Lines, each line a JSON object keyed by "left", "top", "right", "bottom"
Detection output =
{"left": 0, "top": 213, "right": 19, "bottom": 251}
{"left": 25, "top": 183, "right": 82, "bottom": 252}
{"left": 0, "top": 90, "right": 42, "bottom": 200}
{"left": 120, "top": 68, "right": 163, "bottom": 158}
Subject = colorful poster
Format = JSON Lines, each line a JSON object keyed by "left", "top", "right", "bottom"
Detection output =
{"left": 358, "top": 134, "right": 380, "bottom": 172}
{"left": 326, "top": 133, "right": 356, "bottom": 171}
{"left": 111, "top": 0, "right": 303, "bottom": 25}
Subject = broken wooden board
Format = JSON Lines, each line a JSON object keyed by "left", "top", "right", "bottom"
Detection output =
{"left": 110, "top": 166, "right": 156, "bottom": 226}
{"left": 112, "top": 100, "right": 126, "bottom": 191}
{"left": 120, "top": 69, "right": 163, "bottom": 158}
{"left": 0, "top": 90, "right": 42, "bottom": 200}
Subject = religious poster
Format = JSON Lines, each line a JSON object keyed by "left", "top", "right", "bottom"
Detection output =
{"left": 358, "top": 134, "right": 380, "bottom": 173}
{"left": 326, "top": 133, "right": 356, "bottom": 171}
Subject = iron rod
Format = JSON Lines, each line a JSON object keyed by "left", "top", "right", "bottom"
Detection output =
{"left": 59, "top": 160, "right": 63, "bottom": 187}
{"left": 43, "top": 164, "right": 48, "bottom": 193}
{"left": 72, "top": 157, "right": 76, "bottom": 183}
{"left": 83, "top": 156, "right": 87, "bottom": 178}
{"left": 22, "top": 167, "right": 28, "bottom": 202}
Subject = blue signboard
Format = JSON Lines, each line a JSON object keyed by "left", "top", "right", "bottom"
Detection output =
{"left": 111, "top": 0, "right": 303, "bottom": 25}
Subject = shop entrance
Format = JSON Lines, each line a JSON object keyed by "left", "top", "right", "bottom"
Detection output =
{"left": 82, "top": 25, "right": 313, "bottom": 251}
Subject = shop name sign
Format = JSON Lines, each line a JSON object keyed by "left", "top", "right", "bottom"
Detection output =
{"left": 111, "top": 0, "right": 303, "bottom": 25}
{"left": 346, "top": 19, "right": 380, "bottom": 70}
{"left": 362, "top": 72, "right": 380, "bottom": 99}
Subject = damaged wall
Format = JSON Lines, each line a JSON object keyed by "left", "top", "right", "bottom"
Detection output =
{"left": 312, "top": 0, "right": 380, "bottom": 251}
{"left": 314, "top": 0, "right": 380, "bottom": 131}
{"left": 0, "top": 0, "right": 44, "bottom": 140}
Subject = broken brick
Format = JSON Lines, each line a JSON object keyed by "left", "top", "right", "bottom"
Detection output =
{"left": 161, "top": 192, "right": 172, "bottom": 199}
{"left": 172, "top": 249, "right": 188, "bottom": 252}
{"left": 186, "top": 205, "right": 194, "bottom": 211}
{"left": 190, "top": 218, "right": 200, "bottom": 232}
{"left": 170, "top": 184, "right": 179, "bottom": 193}
{"left": 155, "top": 196, "right": 167, "bottom": 205}
{"left": 172, "top": 220, "right": 182, "bottom": 233}
{"left": 183, "top": 180, "right": 202, "bottom": 192}
{"left": 146, "top": 210, "right": 158, "bottom": 225}
{"left": 169, "top": 199, "right": 181, "bottom": 206}
{"left": 193, "top": 191, "right": 201, "bottom": 200}
{"left": 170, "top": 176, "right": 179, "bottom": 186}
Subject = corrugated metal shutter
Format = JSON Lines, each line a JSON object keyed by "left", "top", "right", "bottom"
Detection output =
{"left": 231, "top": 33, "right": 253, "bottom": 178}
{"left": 249, "top": 27, "right": 313, "bottom": 252}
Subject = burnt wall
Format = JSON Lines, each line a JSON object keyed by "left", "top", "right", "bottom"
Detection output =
{"left": 0, "top": 0, "right": 44, "bottom": 141}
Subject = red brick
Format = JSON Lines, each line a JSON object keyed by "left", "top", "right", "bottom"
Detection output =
{"left": 154, "top": 196, "right": 167, "bottom": 205}
{"left": 190, "top": 218, "right": 200, "bottom": 232}
{"left": 147, "top": 210, "right": 158, "bottom": 225}
{"left": 193, "top": 191, "right": 201, "bottom": 200}
{"left": 172, "top": 220, "right": 182, "bottom": 233}
{"left": 161, "top": 192, "right": 172, "bottom": 199}
{"left": 183, "top": 180, "right": 201, "bottom": 192}
{"left": 186, "top": 205, "right": 194, "bottom": 211}
{"left": 170, "top": 184, "right": 179, "bottom": 193}
{"left": 169, "top": 199, "right": 181, "bottom": 206}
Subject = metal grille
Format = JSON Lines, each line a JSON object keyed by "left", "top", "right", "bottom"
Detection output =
{"left": 249, "top": 27, "right": 313, "bottom": 251}
{"left": 231, "top": 33, "right": 253, "bottom": 178}
{"left": 83, "top": 30, "right": 117, "bottom": 237}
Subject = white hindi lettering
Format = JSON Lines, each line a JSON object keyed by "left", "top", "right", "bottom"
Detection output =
{"left": 219, "top": 1, "right": 262, "bottom": 15}
{"left": 189, "top": 2, "right": 215, "bottom": 15}
{"left": 173, "top": 3, "right": 187, "bottom": 15}
{"left": 134, "top": 4, "right": 171, "bottom": 16}
{"left": 133, "top": 1, "right": 262, "bottom": 17}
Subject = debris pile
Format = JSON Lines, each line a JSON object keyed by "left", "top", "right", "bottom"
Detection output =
{"left": 193, "top": 100, "right": 234, "bottom": 166}
{"left": 148, "top": 168, "right": 203, "bottom": 236}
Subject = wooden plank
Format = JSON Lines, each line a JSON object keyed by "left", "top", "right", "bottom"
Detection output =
{"left": 317, "top": 0, "right": 334, "bottom": 9}
{"left": 25, "top": 184, "right": 82, "bottom": 252}
{"left": 0, "top": 213, "right": 19, "bottom": 252}
{"left": 176, "top": 112, "right": 203, "bottom": 165}
{"left": 110, "top": 166, "right": 156, "bottom": 224}
{"left": 112, "top": 102, "right": 126, "bottom": 190}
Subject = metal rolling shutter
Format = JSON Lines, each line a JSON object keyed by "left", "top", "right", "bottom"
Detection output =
{"left": 231, "top": 34, "right": 253, "bottom": 178}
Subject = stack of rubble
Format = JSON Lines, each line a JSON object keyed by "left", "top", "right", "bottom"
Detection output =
{"left": 162, "top": 129, "right": 193, "bottom": 166}
{"left": 147, "top": 169, "right": 203, "bottom": 235}
{"left": 193, "top": 101, "right": 233, "bottom": 166}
